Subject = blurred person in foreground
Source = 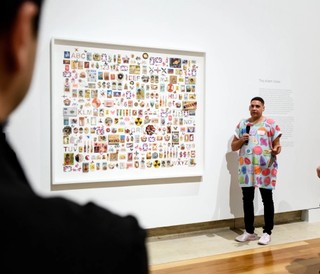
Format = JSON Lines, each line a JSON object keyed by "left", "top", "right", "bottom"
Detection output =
{"left": 231, "top": 97, "right": 282, "bottom": 245}
{"left": 0, "top": 0, "right": 149, "bottom": 272}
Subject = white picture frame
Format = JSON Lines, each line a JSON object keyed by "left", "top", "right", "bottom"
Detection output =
{"left": 51, "top": 38, "right": 205, "bottom": 185}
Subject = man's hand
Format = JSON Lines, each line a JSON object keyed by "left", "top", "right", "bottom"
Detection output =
{"left": 316, "top": 166, "right": 320, "bottom": 178}
{"left": 271, "top": 145, "right": 281, "bottom": 156}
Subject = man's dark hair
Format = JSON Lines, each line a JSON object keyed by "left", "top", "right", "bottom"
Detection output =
{"left": 251, "top": 96, "right": 265, "bottom": 105}
{"left": 0, "top": 0, "right": 43, "bottom": 36}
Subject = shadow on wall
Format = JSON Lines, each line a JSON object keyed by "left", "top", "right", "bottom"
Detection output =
{"left": 226, "top": 136, "right": 243, "bottom": 218}
{"left": 214, "top": 136, "right": 243, "bottom": 220}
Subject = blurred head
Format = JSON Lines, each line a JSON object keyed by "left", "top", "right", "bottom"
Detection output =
{"left": 0, "top": 0, "right": 43, "bottom": 123}
{"left": 0, "top": 0, "right": 43, "bottom": 36}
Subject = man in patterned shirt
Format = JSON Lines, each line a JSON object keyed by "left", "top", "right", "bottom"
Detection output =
{"left": 231, "top": 97, "right": 282, "bottom": 245}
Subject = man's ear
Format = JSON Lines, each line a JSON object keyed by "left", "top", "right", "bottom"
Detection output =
{"left": 6, "top": 2, "right": 38, "bottom": 72}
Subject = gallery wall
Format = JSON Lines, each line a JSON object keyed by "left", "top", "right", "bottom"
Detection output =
{"left": 6, "top": 0, "right": 320, "bottom": 229}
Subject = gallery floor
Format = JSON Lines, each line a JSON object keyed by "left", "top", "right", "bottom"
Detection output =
{"left": 147, "top": 220, "right": 320, "bottom": 273}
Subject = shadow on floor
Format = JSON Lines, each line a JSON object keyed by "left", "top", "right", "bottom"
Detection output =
{"left": 286, "top": 254, "right": 320, "bottom": 274}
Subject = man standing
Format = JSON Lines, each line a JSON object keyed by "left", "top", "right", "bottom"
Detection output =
{"left": 231, "top": 97, "right": 282, "bottom": 245}
{"left": 0, "top": 0, "right": 148, "bottom": 272}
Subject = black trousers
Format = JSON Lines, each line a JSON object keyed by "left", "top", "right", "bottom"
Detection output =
{"left": 241, "top": 187, "right": 274, "bottom": 235}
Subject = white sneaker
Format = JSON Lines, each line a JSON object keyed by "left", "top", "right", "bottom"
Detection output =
{"left": 258, "top": 233, "right": 271, "bottom": 245}
{"left": 235, "top": 231, "right": 258, "bottom": 242}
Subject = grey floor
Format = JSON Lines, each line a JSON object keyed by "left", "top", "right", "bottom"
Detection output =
{"left": 147, "top": 220, "right": 320, "bottom": 266}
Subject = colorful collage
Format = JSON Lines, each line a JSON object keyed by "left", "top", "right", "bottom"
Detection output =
{"left": 55, "top": 41, "right": 203, "bottom": 181}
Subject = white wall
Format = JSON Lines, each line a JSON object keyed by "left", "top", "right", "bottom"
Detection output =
{"left": 6, "top": 0, "right": 320, "bottom": 229}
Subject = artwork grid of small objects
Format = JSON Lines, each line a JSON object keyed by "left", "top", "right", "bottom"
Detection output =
{"left": 60, "top": 45, "right": 200, "bottom": 174}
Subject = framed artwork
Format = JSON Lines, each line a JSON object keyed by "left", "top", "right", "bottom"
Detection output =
{"left": 51, "top": 38, "right": 205, "bottom": 184}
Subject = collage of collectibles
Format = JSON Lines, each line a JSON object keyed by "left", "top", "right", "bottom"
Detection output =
{"left": 61, "top": 48, "right": 200, "bottom": 174}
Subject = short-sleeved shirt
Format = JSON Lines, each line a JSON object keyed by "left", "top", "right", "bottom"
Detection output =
{"left": 234, "top": 117, "right": 282, "bottom": 190}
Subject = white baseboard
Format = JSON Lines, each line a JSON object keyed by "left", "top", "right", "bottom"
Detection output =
{"left": 302, "top": 208, "right": 320, "bottom": 223}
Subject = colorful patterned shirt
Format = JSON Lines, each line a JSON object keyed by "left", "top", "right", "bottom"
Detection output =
{"left": 234, "top": 117, "right": 282, "bottom": 189}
